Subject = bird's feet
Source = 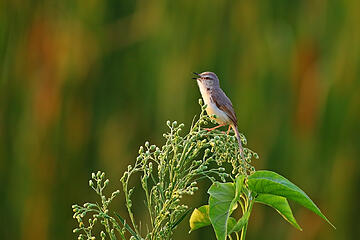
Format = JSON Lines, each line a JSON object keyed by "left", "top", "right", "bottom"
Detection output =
{"left": 226, "top": 125, "right": 231, "bottom": 135}
{"left": 204, "top": 124, "right": 226, "bottom": 132}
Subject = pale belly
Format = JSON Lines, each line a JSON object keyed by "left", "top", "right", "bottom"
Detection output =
{"left": 198, "top": 81, "right": 231, "bottom": 124}
{"left": 206, "top": 102, "right": 230, "bottom": 124}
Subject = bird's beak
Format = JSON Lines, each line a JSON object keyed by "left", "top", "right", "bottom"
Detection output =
{"left": 192, "top": 72, "right": 201, "bottom": 80}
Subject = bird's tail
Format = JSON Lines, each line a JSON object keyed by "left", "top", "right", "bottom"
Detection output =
{"left": 231, "top": 124, "right": 245, "bottom": 159}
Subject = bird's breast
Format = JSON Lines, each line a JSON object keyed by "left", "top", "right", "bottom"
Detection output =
{"left": 197, "top": 84, "right": 230, "bottom": 124}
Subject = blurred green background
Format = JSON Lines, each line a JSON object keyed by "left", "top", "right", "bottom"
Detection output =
{"left": 1, "top": 0, "right": 359, "bottom": 239}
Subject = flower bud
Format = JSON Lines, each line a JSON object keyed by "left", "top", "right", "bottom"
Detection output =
{"left": 104, "top": 179, "right": 109, "bottom": 186}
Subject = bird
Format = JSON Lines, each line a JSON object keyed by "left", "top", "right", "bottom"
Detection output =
{"left": 193, "top": 71, "right": 244, "bottom": 158}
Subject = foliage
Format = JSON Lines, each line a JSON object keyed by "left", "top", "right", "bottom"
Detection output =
{"left": 72, "top": 172, "right": 125, "bottom": 240}
{"left": 189, "top": 170, "right": 335, "bottom": 240}
{"left": 73, "top": 100, "right": 334, "bottom": 240}
{"left": 72, "top": 100, "right": 257, "bottom": 239}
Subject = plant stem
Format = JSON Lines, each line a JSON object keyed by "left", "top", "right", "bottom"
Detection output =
{"left": 240, "top": 199, "right": 254, "bottom": 240}
{"left": 240, "top": 221, "right": 248, "bottom": 240}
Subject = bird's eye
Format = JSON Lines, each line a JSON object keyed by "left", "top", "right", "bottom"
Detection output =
{"left": 205, "top": 77, "right": 211, "bottom": 80}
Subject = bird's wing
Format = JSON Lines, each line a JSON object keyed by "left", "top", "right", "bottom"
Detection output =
{"left": 211, "top": 89, "right": 238, "bottom": 126}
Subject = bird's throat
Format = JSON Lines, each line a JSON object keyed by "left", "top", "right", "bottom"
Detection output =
{"left": 197, "top": 81, "right": 212, "bottom": 106}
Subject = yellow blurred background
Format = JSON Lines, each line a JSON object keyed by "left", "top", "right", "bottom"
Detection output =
{"left": 1, "top": 0, "right": 359, "bottom": 239}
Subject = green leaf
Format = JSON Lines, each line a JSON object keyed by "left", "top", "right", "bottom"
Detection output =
{"left": 227, "top": 210, "right": 250, "bottom": 234}
{"left": 235, "top": 175, "right": 245, "bottom": 201}
{"left": 172, "top": 208, "right": 192, "bottom": 230}
{"left": 248, "top": 170, "right": 335, "bottom": 229}
{"left": 208, "top": 182, "right": 236, "bottom": 240}
{"left": 189, "top": 205, "right": 211, "bottom": 231}
{"left": 255, "top": 193, "right": 302, "bottom": 231}
{"left": 114, "top": 212, "right": 141, "bottom": 240}
{"left": 226, "top": 217, "right": 237, "bottom": 234}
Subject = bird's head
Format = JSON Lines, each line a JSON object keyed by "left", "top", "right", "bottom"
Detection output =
{"left": 193, "top": 71, "right": 220, "bottom": 88}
